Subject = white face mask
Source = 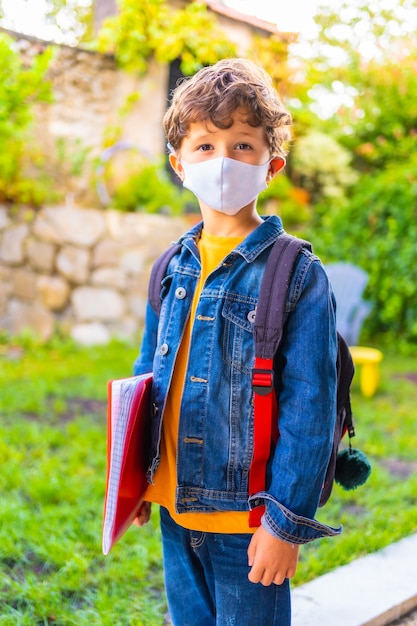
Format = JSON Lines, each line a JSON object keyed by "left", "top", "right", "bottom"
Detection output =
{"left": 180, "top": 156, "right": 271, "bottom": 215}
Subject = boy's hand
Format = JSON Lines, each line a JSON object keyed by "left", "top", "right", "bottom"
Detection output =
{"left": 247, "top": 525, "right": 300, "bottom": 586}
{"left": 133, "top": 501, "right": 152, "bottom": 527}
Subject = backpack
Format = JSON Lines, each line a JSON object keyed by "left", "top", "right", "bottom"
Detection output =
{"left": 148, "top": 232, "right": 371, "bottom": 526}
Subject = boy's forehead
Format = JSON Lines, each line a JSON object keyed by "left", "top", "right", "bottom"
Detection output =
{"left": 186, "top": 116, "right": 263, "bottom": 140}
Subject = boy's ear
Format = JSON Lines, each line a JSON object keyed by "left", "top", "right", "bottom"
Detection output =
{"left": 267, "top": 157, "right": 286, "bottom": 182}
{"left": 169, "top": 153, "right": 184, "bottom": 181}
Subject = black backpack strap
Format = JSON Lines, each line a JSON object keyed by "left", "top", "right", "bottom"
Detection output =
{"left": 148, "top": 243, "right": 181, "bottom": 315}
{"left": 253, "top": 233, "right": 312, "bottom": 360}
{"left": 336, "top": 332, "right": 355, "bottom": 424}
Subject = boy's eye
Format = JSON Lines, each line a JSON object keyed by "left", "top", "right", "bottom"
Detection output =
{"left": 198, "top": 144, "right": 213, "bottom": 152}
{"left": 235, "top": 143, "right": 252, "bottom": 150}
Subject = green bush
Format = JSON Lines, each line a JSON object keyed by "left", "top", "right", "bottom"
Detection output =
{"left": 97, "top": 0, "right": 236, "bottom": 75}
{"left": 110, "top": 159, "right": 198, "bottom": 214}
{"left": 337, "top": 48, "right": 417, "bottom": 172}
{"left": 305, "top": 155, "right": 417, "bottom": 352}
{"left": 291, "top": 131, "right": 358, "bottom": 203}
{"left": 0, "top": 34, "right": 54, "bottom": 205}
{"left": 258, "top": 173, "right": 312, "bottom": 229}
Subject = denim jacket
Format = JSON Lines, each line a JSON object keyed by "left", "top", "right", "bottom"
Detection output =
{"left": 134, "top": 215, "right": 342, "bottom": 544}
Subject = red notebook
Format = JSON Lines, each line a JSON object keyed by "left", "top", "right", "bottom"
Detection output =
{"left": 102, "top": 372, "right": 153, "bottom": 555}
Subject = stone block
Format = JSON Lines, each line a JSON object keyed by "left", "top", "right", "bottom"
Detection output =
{"left": 42, "top": 206, "right": 106, "bottom": 247}
{"left": 33, "top": 211, "right": 64, "bottom": 244}
{"left": 90, "top": 266, "right": 127, "bottom": 289}
{"left": 72, "top": 286, "right": 125, "bottom": 321}
{"left": 37, "top": 275, "right": 70, "bottom": 311}
{"left": 128, "top": 294, "right": 147, "bottom": 319}
{"left": 26, "top": 239, "right": 56, "bottom": 272}
{"left": 0, "top": 224, "right": 29, "bottom": 265}
{"left": 105, "top": 211, "right": 187, "bottom": 249}
{"left": 11, "top": 268, "right": 38, "bottom": 300}
{"left": 56, "top": 245, "right": 90, "bottom": 284}
{"left": 120, "top": 248, "right": 145, "bottom": 275}
{"left": 70, "top": 322, "right": 110, "bottom": 346}
{"left": 126, "top": 271, "right": 151, "bottom": 303}
{"left": 91, "top": 238, "right": 120, "bottom": 268}
{"left": 0, "top": 264, "right": 12, "bottom": 283}
{"left": 1, "top": 299, "right": 55, "bottom": 341}
{"left": 0, "top": 205, "right": 10, "bottom": 230}
{"left": 107, "top": 316, "right": 139, "bottom": 340}
{"left": 0, "top": 265, "right": 12, "bottom": 313}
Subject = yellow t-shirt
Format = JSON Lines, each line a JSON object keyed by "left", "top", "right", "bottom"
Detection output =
{"left": 144, "top": 230, "right": 256, "bottom": 533}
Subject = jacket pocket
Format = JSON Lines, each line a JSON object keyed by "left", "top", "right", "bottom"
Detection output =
{"left": 221, "top": 297, "right": 257, "bottom": 373}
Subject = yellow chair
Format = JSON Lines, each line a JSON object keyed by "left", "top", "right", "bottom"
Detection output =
{"left": 349, "top": 346, "right": 383, "bottom": 398}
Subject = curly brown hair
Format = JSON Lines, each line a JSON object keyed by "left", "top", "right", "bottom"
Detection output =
{"left": 163, "top": 58, "right": 292, "bottom": 159}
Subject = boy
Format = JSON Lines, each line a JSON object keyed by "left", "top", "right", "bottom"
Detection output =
{"left": 134, "top": 58, "right": 340, "bottom": 626}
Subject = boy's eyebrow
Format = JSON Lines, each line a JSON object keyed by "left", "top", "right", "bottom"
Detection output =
{"left": 189, "top": 128, "right": 261, "bottom": 142}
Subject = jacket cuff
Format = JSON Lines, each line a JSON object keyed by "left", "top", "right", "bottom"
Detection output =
{"left": 249, "top": 492, "right": 342, "bottom": 544}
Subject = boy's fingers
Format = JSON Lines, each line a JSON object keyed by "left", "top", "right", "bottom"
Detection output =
{"left": 273, "top": 573, "right": 286, "bottom": 586}
{"left": 248, "top": 563, "right": 264, "bottom": 584}
{"left": 247, "top": 527, "right": 300, "bottom": 586}
{"left": 133, "top": 501, "right": 151, "bottom": 527}
{"left": 286, "top": 564, "right": 297, "bottom": 579}
{"left": 247, "top": 536, "right": 257, "bottom": 567}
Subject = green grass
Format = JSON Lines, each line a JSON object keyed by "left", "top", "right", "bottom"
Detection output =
{"left": 0, "top": 334, "right": 416, "bottom": 624}
{"left": 0, "top": 335, "right": 166, "bottom": 626}
{"left": 297, "top": 351, "right": 417, "bottom": 582}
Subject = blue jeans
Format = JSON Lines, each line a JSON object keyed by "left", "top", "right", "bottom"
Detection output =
{"left": 160, "top": 507, "right": 291, "bottom": 626}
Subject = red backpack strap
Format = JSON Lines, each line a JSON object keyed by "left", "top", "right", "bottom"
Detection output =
{"left": 249, "top": 355, "right": 278, "bottom": 526}
{"left": 248, "top": 233, "right": 311, "bottom": 527}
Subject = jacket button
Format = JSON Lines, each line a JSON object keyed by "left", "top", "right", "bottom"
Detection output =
{"left": 175, "top": 287, "right": 187, "bottom": 299}
{"left": 159, "top": 343, "right": 169, "bottom": 355}
{"left": 247, "top": 309, "right": 256, "bottom": 323}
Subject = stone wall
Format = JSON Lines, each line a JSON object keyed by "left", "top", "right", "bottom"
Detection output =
{"left": 0, "top": 205, "right": 188, "bottom": 344}
{"left": 3, "top": 29, "right": 170, "bottom": 207}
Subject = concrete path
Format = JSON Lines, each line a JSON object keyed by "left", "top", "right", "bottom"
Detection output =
{"left": 389, "top": 607, "right": 417, "bottom": 625}
{"left": 292, "top": 533, "right": 417, "bottom": 626}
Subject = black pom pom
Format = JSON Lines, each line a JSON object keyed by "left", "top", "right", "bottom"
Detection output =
{"left": 335, "top": 448, "right": 371, "bottom": 490}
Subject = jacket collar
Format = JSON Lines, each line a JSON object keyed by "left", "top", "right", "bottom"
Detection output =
{"left": 177, "top": 215, "right": 284, "bottom": 263}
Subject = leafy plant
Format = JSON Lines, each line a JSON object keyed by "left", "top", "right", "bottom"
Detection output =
{"left": 109, "top": 158, "right": 198, "bottom": 214}
{"left": 248, "top": 32, "right": 299, "bottom": 100}
{"left": 326, "top": 41, "right": 417, "bottom": 173}
{"left": 291, "top": 130, "right": 358, "bottom": 203}
{"left": 258, "top": 173, "right": 311, "bottom": 229}
{"left": 97, "top": 0, "right": 236, "bottom": 75}
{"left": 44, "top": 0, "right": 94, "bottom": 45}
{"left": 305, "top": 154, "right": 417, "bottom": 352}
{"left": 289, "top": 0, "right": 417, "bottom": 176}
{"left": 288, "top": 1, "right": 417, "bottom": 351}
{"left": 0, "top": 33, "right": 54, "bottom": 205}
{"left": 0, "top": 0, "right": 94, "bottom": 45}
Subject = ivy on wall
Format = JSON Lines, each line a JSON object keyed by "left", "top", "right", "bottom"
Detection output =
{"left": 0, "top": 34, "right": 54, "bottom": 205}
{"left": 96, "top": 0, "right": 237, "bottom": 75}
